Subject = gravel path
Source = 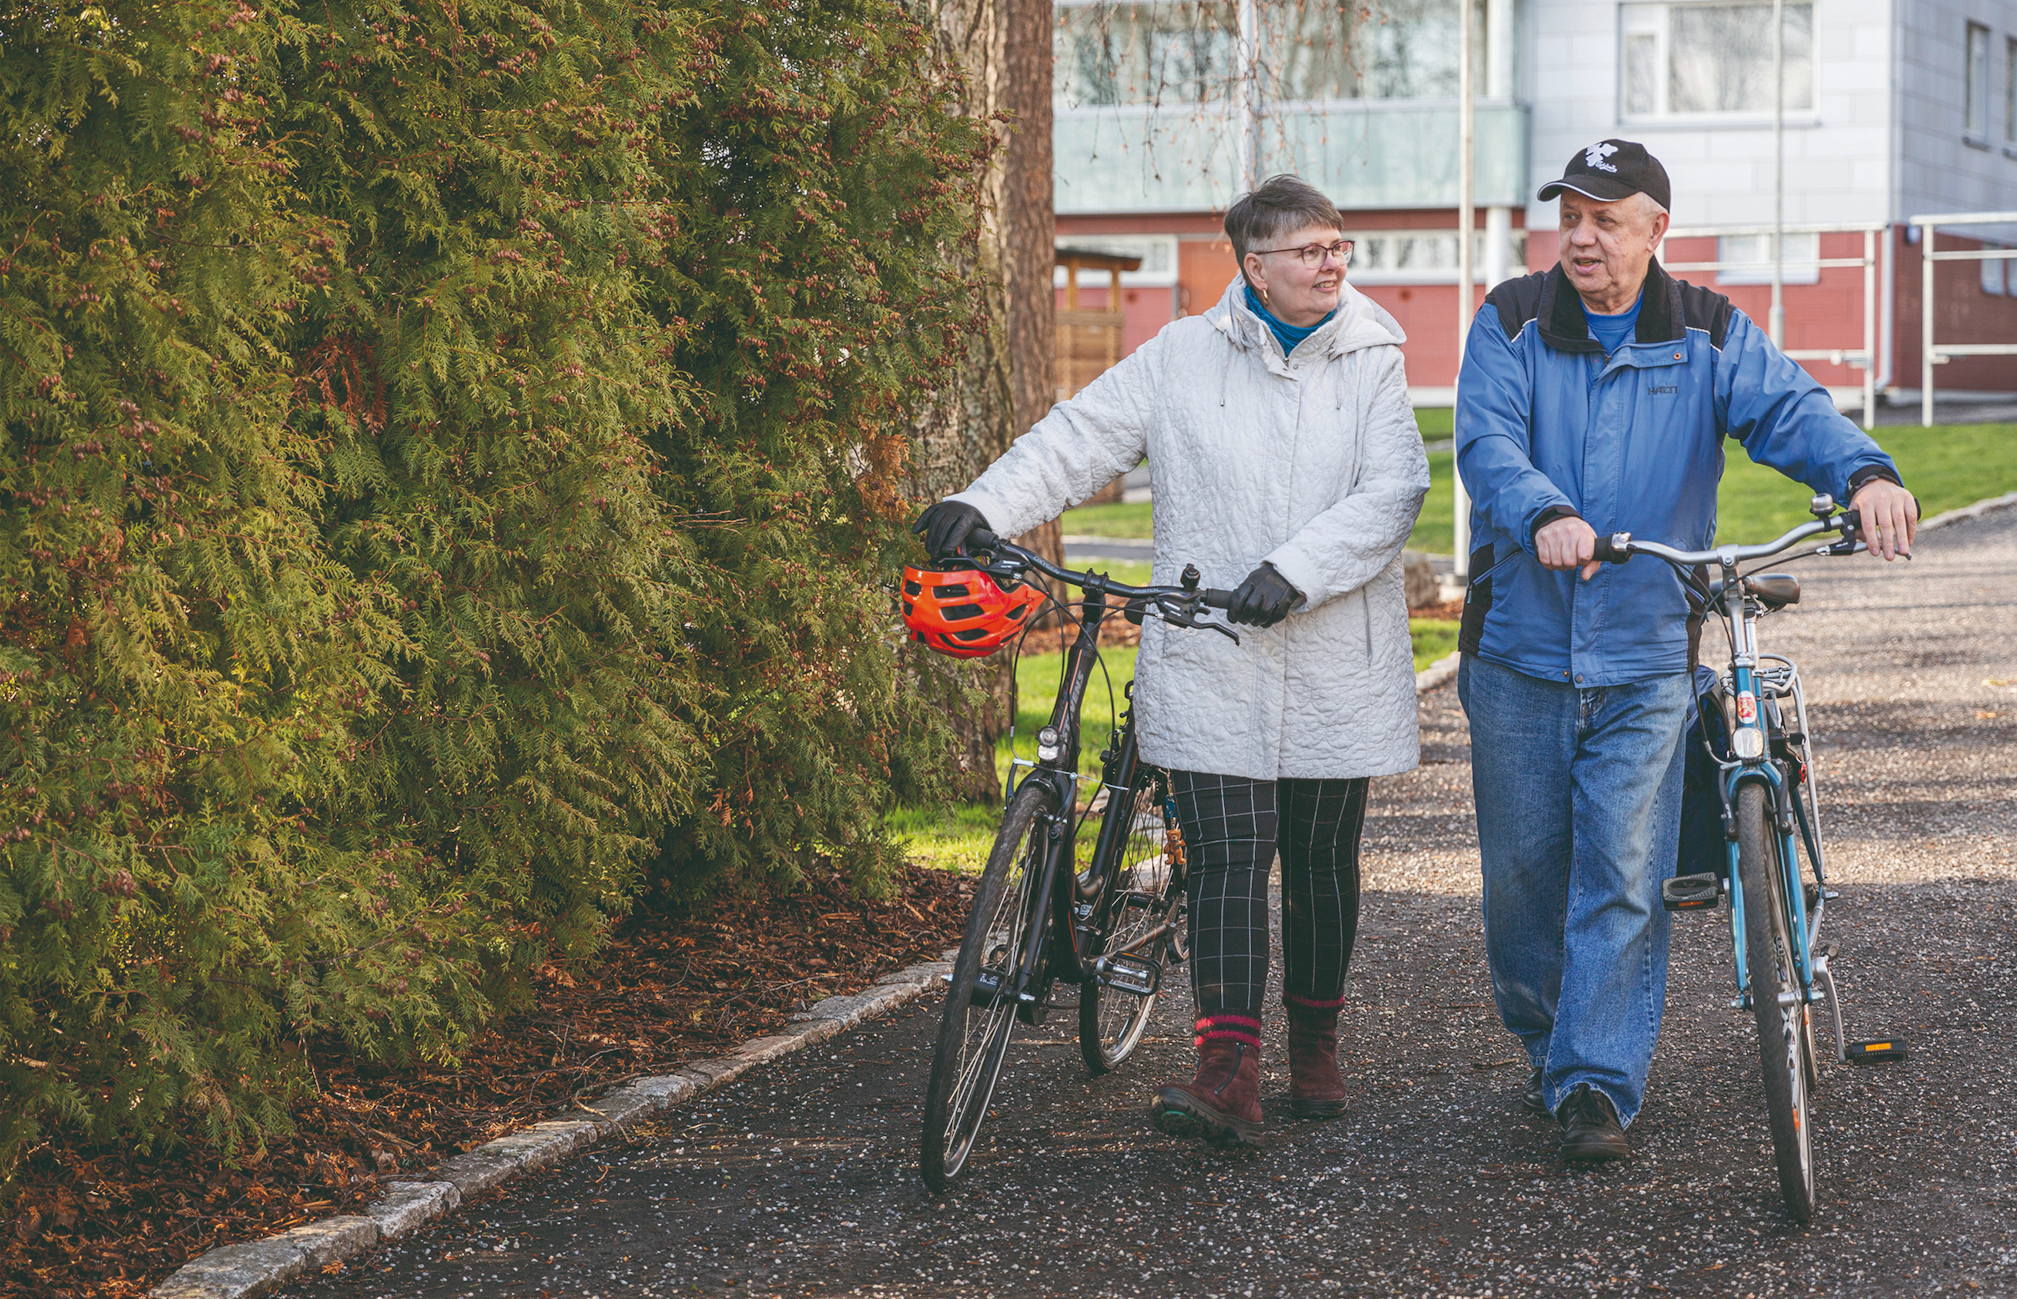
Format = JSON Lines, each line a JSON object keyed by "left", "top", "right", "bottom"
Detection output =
{"left": 283, "top": 511, "right": 2017, "bottom": 1299}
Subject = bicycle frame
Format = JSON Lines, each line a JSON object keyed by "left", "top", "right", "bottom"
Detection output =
{"left": 1593, "top": 506, "right": 1863, "bottom": 1022}
{"left": 992, "top": 577, "right": 1125, "bottom": 1005}
{"left": 933, "top": 533, "right": 1236, "bottom": 1020}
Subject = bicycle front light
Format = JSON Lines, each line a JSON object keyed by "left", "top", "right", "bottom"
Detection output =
{"left": 1733, "top": 727, "right": 1766, "bottom": 760}
{"left": 1036, "top": 726, "right": 1062, "bottom": 763}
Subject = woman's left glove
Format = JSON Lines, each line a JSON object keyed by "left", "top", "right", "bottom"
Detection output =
{"left": 1228, "top": 562, "right": 1304, "bottom": 628}
{"left": 912, "top": 500, "right": 991, "bottom": 559}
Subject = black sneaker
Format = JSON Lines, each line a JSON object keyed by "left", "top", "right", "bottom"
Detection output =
{"left": 1556, "top": 1083, "right": 1630, "bottom": 1162}
{"left": 1520, "top": 1067, "right": 1548, "bottom": 1116}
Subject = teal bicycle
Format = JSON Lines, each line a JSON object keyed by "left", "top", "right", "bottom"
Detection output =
{"left": 1592, "top": 494, "right": 1906, "bottom": 1223}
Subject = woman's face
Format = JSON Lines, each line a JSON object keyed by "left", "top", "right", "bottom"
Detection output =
{"left": 1242, "top": 225, "right": 1349, "bottom": 328}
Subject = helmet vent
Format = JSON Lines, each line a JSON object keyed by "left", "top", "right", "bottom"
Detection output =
{"left": 941, "top": 603, "right": 986, "bottom": 621}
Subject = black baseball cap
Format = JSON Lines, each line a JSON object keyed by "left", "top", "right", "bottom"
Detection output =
{"left": 1537, "top": 139, "right": 1671, "bottom": 210}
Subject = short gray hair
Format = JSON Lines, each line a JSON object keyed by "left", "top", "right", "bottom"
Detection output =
{"left": 1223, "top": 175, "right": 1343, "bottom": 267}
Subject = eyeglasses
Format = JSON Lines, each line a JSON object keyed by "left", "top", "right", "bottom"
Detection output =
{"left": 1250, "top": 239, "right": 1353, "bottom": 268}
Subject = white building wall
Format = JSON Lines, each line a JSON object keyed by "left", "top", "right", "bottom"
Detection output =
{"left": 1524, "top": 0, "right": 1897, "bottom": 232}
{"left": 1897, "top": 0, "right": 2017, "bottom": 226}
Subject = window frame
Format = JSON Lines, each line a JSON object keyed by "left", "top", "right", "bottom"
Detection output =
{"left": 1714, "top": 232, "right": 1822, "bottom": 286}
{"left": 1616, "top": 0, "right": 1818, "bottom": 127}
{"left": 2005, "top": 34, "right": 2016, "bottom": 149}
{"left": 1965, "top": 21, "right": 1990, "bottom": 144}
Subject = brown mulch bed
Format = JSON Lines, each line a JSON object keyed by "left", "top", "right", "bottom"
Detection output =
{"left": 1413, "top": 597, "right": 1465, "bottom": 623}
{"left": 2, "top": 862, "right": 975, "bottom": 1299}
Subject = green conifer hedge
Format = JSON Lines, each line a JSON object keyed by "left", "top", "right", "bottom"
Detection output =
{"left": 0, "top": 0, "right": 984, "bottom": 1186}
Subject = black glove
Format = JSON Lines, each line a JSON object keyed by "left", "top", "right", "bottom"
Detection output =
{"left": 1227, "top": 562, "right": 1303, "bottom": 628}
{"left": 912, "top": 500, "right": 990, "bottom": 559}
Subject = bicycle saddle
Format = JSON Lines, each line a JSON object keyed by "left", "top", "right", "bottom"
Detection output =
{"left": 1706, "top": 572, "right": 1801, "bottom": 611}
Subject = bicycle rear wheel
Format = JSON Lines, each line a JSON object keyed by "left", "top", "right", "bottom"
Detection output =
{"left": 1079, "top": 767, "right": 1180, "bottom": 1074}
{"left": 1736, "top": 781, "right": 1818, "bottom": 1223}
{"left": 920, "top": 780, "right": 1052, "bottom": 1191}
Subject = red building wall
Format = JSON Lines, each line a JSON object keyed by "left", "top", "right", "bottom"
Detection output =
{"left": 1889, "top": 228, "right": 2017, "bottom": 394}
{"left": 1057, "top": 213, "right": 2017, "bottom": 400}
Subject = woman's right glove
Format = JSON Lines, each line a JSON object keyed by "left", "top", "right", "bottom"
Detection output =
{"left": 912, "top": 500, "right": 991, "bottom": 559}
{"left": 1227, "top": 562, "right": 1304, "bottom": 628}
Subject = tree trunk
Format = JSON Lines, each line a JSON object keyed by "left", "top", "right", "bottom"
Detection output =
{"left": 901, "top": 0, "right": 1057, "bottom": 805}
{"left": 1000, "top": 0, "right": 1060, "bottom": 572}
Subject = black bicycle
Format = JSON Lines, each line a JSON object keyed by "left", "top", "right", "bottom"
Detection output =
{"left": 916, "top": 529, "right": 1237, "bottom": 1190}
{"left": 1592, "top": 494, "right": 1906, "bottom": 1222}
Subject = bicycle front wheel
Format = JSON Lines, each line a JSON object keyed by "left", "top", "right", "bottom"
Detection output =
{"left": 920, "top": 780, "right": 1052, "bottom": 1191}
{"left": 1737, "top": 781, "right": 1818, "bottom": 1223}
{"left": 1079, "top": 768, "right": 1179, "bottom": 1074}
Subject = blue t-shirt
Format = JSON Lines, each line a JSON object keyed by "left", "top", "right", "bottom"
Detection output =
{"left": 1244, "top": 283, "right": 1333, "bottom": 356}
{"left": 1582, "top": 292, "right": 1643, "bottom": 354}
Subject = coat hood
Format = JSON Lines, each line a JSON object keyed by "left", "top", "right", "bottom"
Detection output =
{"left": 1205, "top": 275, "right": 1407, "bottom": 362}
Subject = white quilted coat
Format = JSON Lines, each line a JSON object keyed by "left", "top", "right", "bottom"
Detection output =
{"left": 949, "top": 277, "right": 1430, "bottom": 780}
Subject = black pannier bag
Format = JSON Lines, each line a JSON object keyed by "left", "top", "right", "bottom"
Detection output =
{"left": 1678, "top": 665, "right": 1733, "bottom": 879}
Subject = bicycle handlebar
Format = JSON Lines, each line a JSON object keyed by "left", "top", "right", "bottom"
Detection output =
{"left": 1589, "top": 510, "right": 1861, "bottom": 570}
{"left": 964, "top": 528, "right": 1236, "bottom": 610}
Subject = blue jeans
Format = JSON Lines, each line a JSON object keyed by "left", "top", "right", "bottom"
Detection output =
{"left": 1458, "top": 655, "right": 1691, "bottom": 1125}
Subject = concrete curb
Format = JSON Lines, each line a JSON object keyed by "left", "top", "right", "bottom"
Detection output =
{"left": 146, "top": 953, "right": 957, "bottom": 1298}
{"left": 1919, "top": 489, "right": 2017, "bottom": 533}
{"left": 1416, "top": 649, "right": 1461, "bottom": 694}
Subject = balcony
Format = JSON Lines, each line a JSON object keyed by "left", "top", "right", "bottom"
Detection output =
{"left": 1055, "top": 100, "right": 1530, "bottom": 214}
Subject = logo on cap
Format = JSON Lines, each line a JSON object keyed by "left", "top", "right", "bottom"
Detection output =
{"left": 1584, "top": 142, "right": 1620, "bottom": 172}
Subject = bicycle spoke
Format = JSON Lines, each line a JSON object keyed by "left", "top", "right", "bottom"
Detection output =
{"left": 1081, "top": 770, "right": 1180, "bottom": 1074}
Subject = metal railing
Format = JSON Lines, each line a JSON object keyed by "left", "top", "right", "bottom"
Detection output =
{"left": 1908, "top": 210, "right": 2017, "bottom": 426}
{"left": 1663, "top": 222, "right": 1886, "bottom": 429}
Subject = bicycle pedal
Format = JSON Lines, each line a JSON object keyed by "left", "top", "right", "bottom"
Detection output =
{"left": 1846, "top": 1038, "right": 1907, "bottom": 1065}
{"left": 1662, "top": 873, "right": 1721, "bottom": 911}
{"left": 1096, "top": 953, "right": 1161, "bottom": 997}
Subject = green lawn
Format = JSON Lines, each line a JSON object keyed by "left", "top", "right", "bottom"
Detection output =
{"left": 1071, "top": 421, "right": 2017, "bottom": 559}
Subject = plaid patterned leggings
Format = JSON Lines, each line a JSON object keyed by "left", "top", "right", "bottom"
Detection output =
{"left": 1168, "top": 770, "right": 1370, "bottom": 1051}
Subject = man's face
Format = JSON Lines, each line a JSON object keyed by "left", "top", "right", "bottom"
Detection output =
{"left": 1557, "top": 192, "right": 1668, "bottom": 311}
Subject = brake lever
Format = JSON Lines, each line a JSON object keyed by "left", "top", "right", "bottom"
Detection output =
{"left": 1156, "top": 598, "right": 1240, "bottom": 644}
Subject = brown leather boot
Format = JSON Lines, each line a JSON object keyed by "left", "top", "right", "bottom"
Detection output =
{"left": 1285, "top": 1004, "right": 1347, "bottom": 1119}
{"left": 1150, "top": 1038, "right": 1264, "bottom": 1148}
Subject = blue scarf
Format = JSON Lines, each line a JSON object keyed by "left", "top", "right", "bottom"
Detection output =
{"left": 1244, "top": 283, "right": 1334, "bottom": 357}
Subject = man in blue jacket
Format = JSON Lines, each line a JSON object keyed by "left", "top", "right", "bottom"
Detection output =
{"left": 1454, "top": 140, "right": 1917, "bottom": 1161}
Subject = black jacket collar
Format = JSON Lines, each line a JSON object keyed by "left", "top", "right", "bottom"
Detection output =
{"left": 1536, "top": 256, "right": 1685, "bottom": 354}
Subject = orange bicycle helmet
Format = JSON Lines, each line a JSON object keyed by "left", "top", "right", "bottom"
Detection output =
{"left": 901, "top": 565, "right": 1045, "bottom": 659}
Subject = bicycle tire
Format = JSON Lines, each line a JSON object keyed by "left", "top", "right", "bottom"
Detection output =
{"left": 1736, "top": 781, "right": 1818, "bottom": 1223}
{"left": 920, "top": 779, "right": 1052, "bottom": 1191}
{"left": 1078, "top": 767, "right": 1179, "bottom": 1074}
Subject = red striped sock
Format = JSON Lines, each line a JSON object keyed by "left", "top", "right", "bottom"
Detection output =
{"left": 1193, "top": 1013, "right": 1262, "bottom": 1050}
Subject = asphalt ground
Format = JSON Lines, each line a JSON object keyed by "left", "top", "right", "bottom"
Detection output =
{"left": 283, "top": 510, "right": 2017, "bottom": 1299}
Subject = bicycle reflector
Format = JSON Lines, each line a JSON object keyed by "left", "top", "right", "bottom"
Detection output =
{"left": 901, "top": 565, "right": 1044, "bottom": 659}
{"left": 1846, "top": 1038, "right": 1908, "bottom": 1064}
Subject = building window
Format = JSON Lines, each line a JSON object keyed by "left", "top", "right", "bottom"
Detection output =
{"left": 1714, "top": 232, "right": 1821, "bottom": 285}
{"left": 1342, "top": 228, "right": 1528, "bottom": 284}
{"left": 1266, "top": 0, "right": 1486, "bottom": 102}
{"left": 1966, "top": 22, "right": 1989, "bottom": 140}
{"left": 1619, "top": 2, "right": 1814, "bottom": 121}
{"left": 1054, "top": 2, "right": 1238, "bottom": 108}
{"left": 2007, "top": 37, "right": 2017, "bottom": 145}
{"left": 1054, "top": 0, "right": 1486, "bottom": 109}
{"left": 1984, "top": 246, "right": 2008, "bottom": 296}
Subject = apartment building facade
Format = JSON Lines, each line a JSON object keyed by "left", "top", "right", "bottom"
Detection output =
{"left": 1054, "top": 0, "right": 2017, "bottom": 403}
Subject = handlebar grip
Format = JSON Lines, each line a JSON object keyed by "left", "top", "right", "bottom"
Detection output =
{"left": 1201, "top": 588, "right": 1236, "bottom": 610}
{"left": 965, "top": 527, "right": 1000, "bottom": 552}
{"left": 1590, "top": 533, "right": 1631, "bottom": 564}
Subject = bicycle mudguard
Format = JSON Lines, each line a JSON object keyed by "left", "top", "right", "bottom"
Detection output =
{"left": 1845, "top": 1039, "right": 1908, "bottom": 1065}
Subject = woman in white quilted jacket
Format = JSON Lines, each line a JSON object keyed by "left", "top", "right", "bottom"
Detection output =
{"left": 915, "top": 175, "right": 1430, "bottom": 1149}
